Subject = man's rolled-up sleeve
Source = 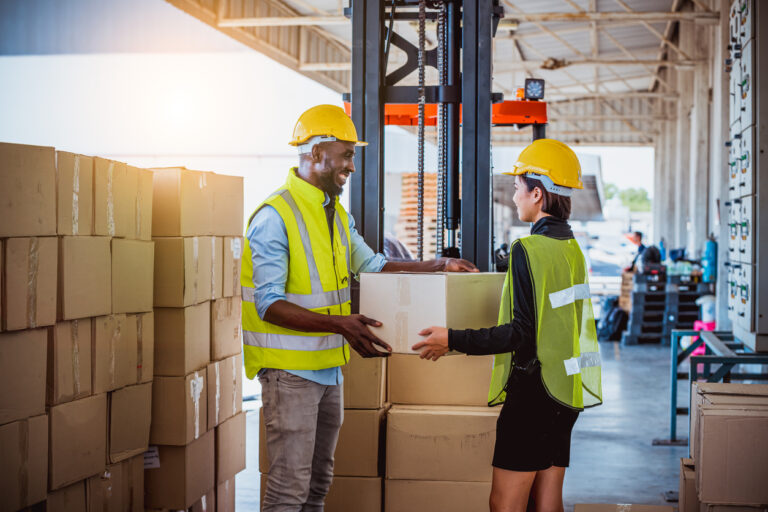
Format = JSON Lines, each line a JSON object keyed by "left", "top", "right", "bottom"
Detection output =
{"left": 246, "top": 206, "right": 290, "bottom": 319}
{"left": 347, "top": 213, "right": 387, "bottom": 275}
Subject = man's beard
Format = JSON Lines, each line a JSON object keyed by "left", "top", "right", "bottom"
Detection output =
{"left": 318, "top": 167, "right": 345, "bottom": 197}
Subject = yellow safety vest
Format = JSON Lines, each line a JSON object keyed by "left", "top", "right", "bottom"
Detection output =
{"left": 488, "top": 235, "right": 603, "bottom": 410}
{"left": 240, "top": 168, "right": 352, "bottom": 379}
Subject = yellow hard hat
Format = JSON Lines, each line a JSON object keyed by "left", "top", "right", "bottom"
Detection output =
{"left": 289, "top": 104, "right": 367, "bottom": 148}
{"left": 503, "top": 138, "right": 583, "bottom": 191}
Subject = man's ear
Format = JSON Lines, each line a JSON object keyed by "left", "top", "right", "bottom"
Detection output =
{"left": 310, "top": 143, "right": 323, "bottom": 163}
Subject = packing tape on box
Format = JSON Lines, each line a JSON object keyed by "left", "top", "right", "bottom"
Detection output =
{"left": 395, "top": 311, "right": 409, "bottom": 345}
{"left": 211, "top": 237, "right": 217, "bottom": 300}
{"left": 110, "top": 316, "right": 121, "bottom": 388}
{"left": 18, "top": 418, "right": 29, "bottom": 506}
{"left": 190, "top": 371, "right": 204, "bottom": 440}
{"left": 193, "top": 237, "right": 199, "bottom": 301}
{"left": 26, "top": 238, "right": 39, "bottom": 328}
{"left": 136, "top": 315, "right": 144, "bottom": 383}
{"left": 616, "top": 506, "right": 632, "bottom": 512}
{"left": 72, "top": 155, "right": 80, "bottom": 235}
{"left": 135, "top": 190, "right": 141, "bottom": 240}
{"left": 71, "top": 320, "right": 82, "bottom": 397}
{"left": 201, "top": 494, "right": 208, "bottom": 512}
{"left": 231, "top": 238, "right": 242, "bottom": 295}
{"left": 214, "top": 362, "right": 221, "bottom": 425}
{"left": 107, "top": 162, "right": 116, "bottom": 237}
{"left": 398, "top": 275, "right": 412, "bottom": 306}
{"left": 199, "top": 172, "right": 207, "bottom": 190}
{"left": 232, "top": 356, "right": 238, "bottom": 414}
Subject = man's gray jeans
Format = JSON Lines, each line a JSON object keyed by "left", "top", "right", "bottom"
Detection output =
{"left": 259, "top": 369, "right": 343, "bottom": 512}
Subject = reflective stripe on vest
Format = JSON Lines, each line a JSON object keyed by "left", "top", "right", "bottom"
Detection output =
{"left": 488, "top": 236, "right": 603, "bottom": 410}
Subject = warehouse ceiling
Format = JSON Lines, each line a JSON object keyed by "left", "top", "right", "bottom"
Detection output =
{"left": 165, "top": 0, "right": 718, "bottom": 146}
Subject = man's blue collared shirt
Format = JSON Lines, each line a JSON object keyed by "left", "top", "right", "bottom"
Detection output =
{"left": 247, "top": 193, "right": 387, "bottom": 386}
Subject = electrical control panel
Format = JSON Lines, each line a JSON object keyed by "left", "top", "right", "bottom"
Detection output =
{"left": 738, "top": 127, "right": 754, "bottom": 196}
{"left": 738, "top": 196, "right": 754, "bottom": 264}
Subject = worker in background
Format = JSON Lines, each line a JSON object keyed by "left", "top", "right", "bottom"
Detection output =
{"left": 242, "top": 104, "right": 478, "bottom": 512}
{"left": 413, "top": 139, "right": 603, "bottom": 512}
{"left": 625, "top": 231, "right": 646, "bottom": 272}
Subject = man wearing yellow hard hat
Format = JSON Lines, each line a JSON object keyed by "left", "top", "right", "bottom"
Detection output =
{"left": 414, "top": 138, "right": 603, "bottom": 512}
{"left": 242, "top": 104, "right": 478, "bottom": 511}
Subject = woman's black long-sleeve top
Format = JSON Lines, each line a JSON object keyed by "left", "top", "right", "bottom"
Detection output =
{"left": 448, "top": 216, "right": 575, "bottom": 362}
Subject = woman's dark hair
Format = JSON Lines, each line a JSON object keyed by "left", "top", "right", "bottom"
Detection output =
{"left": 522, "top": 175, "right": 572, "bottom": 220}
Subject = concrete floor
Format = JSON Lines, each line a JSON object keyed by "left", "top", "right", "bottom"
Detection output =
{"left": 236, "top": 341, "right": 688, "bottom": 510}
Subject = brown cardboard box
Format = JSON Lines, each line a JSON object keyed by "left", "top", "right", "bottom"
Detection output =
{"left": 154, "top": 302, "right": 211, "bottom": 376}
{"left": 87, "top": 464, "right": 123, "bottom": 512}
{"left": 0, "top": 240, "right": 2, "bottom": 333}
{"left": 150, "top": 370, "right": 208, "bottom": 446}
{"left": 702, "top": 507, "right": 768, "bottom": 512}
{"left": 210, "top": 173, "right": 244, "bottom": 236}
{"left": 342, "top": 350, "right": 387, "bottom": 409}
{"left": 109, "top": 382, "right": 152, "bottom": 463}
{"left": 3, "top": 236, "right": 57, "bottom": 330}
{"left": 211, "top": 296, "right": 242, "bottom": 361}
{"left": 49, "top": 393, "right": 107, "bottom": 490}
{"left": 144, "top": 430, "right": 215, "bottom": 509}
{"left": 384, "top": 480, "right": 490, "bottom": 512}
{"left": 0, "top": 328, "right": 47, "bottom": 425}
{"left": 0, "top": 414, "right": 48, "bottom": 511}
{"left": 679, "top": 458, "right": 698, "bottom": 512}
{"left": 388, "top": 354, "right": 493, "bottom": 406}
{"left": 122, "top": 455, "right": 145, "bottom": 512}
{"left": 46, "top": 480, "right": 87, "bottom": 512}
{"left": 211, "top": 236, "right": 223, "bottom": 300}
{"left": 207, "top": 353, "right": 243, "bottom": 429}
{"left": 216, "top": 478, "right": 235, "bottom": 512}
{"left": 360, "top": 272, "right": 505, "bottom": 353}
{"left": 112, "top": 239, "right": 154, "bottom": 314}
{"left": 151, "top": 167, "right": 214, "bottom": 236}
{"left": 92, "top": 314, "right": 138, "bottom": 393}
{"left": 135, "top": 311, "right": 155, "bottom": 383}
{"left": 133, "top": 166, "right": 154, "bottom": 241}
{"left": 574, "top": 506, "right": 675, "bottom": 512}
{"left": 189, "top": 488, "right": 216, "bottom": 512}
{"left": 59, "top": 236, "right": 112, "bottom": 320}
{"left": 93, "top": 158, "right": 137, "bottom": 238}
{"left": 690, "top": 383, "right": 768, "bottom": 460}
{"left": 48, "top": 319, "right": 92, "bottom": 406}
{"left": 327, "top": 476, "right": 382, "bottom": 512}
{"left": 335, "top": 408, "right": 388, "bottom": 477}
{"left": 215, "top": 411, "right": 246, "bottom": 484}
{"left": 56, "top": 152, "right": 93, "bottom": 236}
{"left": 154, "top": 237, "right": 213, "bottom": 307}
{"left": 386, "top": 405, "right": 499, "bottom": 482}
{"left": 0, "top": 142, "right": 56, "bottom": 237}
{"left": 697, "top": 406, "right": 768, "bottom": 505}
{"left": 222, "top": 236, "right": 242, "bottom": 298}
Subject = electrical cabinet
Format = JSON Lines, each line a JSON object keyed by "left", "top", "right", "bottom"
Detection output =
{"left": 727, "top": 200, "right": 740, "bottom": 259}
{"left": 738, "top": 196, "right": 754, "bottom": 264}
{"left": 738, "top": 127, "right": 754, "bottom": 196}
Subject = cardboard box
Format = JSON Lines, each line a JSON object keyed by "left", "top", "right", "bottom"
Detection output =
{"left": 56, "top": 151, "right": 94, "bottom": 236}
{"left": 342, "top": 350, "right": 387, "bottom": 409}
{"left": 388, "top": 354, "right": 493, "bottom": 406}
{"left": 701, "top": 507, "right": 768, "bottom": 512}
{"left": 386, "top": 405, "right": 499, "bottom": 482}
{"left": 48, "top": 319, "right": 92, "bottom": 406}
{"left": 0, "top": 328, "right": 47, "bottom": 425}
{"left": 93, "top": 158, "right": 137, "bottom": 238}
{"left": 151, "top": 167, "right": 214, "bottom": 236}
{"left": 49, "top": 394, "right": 107, "bottom": 490}
{"left": 109, "top": 382, "right": 152, "bottom": 463}
{"left": 150, "top": 370, "right": 208, "bottom": 446}
{"left": 211, "top": 296, "right": 242, "bottom": 361}
{"left": 0, "top": 142, "right": 56, "bottom": 237}
{"left": 335, "top": 408, "right": 388, "bottom": 477}
{"left": 154, "top": 302, "right": 211, "bottom": 376}
{"left": 59, "top": 236, "right": 112, "bottom": 320}
{"left": 211, "top": 236, "right": 224, "bottom": 300}
{"left": 207, "top": 353, "right": 243, "bottom": 428}
{"left": 0, "top": 240, "right": 2, "bottom": 333}
{"left": 697, "top": 407, "right": 768, "bottom": 505}
{"left": 210, "top": 173, "right": 244, "bottom": 236}
{"left": 222, "top": 236, "right": 242, "bottom": 298}
{"left": 3, "top": 236, "right": 57, "bottom": 330}
{"left": 154, "top": 237, "right": 213, "bottom": 307}
{"left": 133, "top": 166, "right": 154, "bottom": 241}
{"left": 92, "top": 314, "right": 138, "bottom": 393}
{"left": 359, "top": 272, "right": 505, "bottom": 353}
{"left": 0, "top": 414, "right": 48, "bottom": 511}
{"left": 122, "top": 455, "right": 145, "bottom": 512}
{"left": 215, "top": 411, "right": 246, "bottom": 484}
{"left": 87, "top": 464, "right": 123, "bottom": 512}
{"left": 216, "top": 478, "right": 235, "bottom": 512}
{"left": 135, "top": 311, "right": 155, "bottom": 383}
{"left": 679, "top": 458, "right": 698, "bottom": 512}
{"left": 574, "top": 506, "right": 675, "bottom": 512}
{"left": 144, "top": 430, "right": 215, "bottom": 510}
{"left": 112, "top": 239, "right": 154, "bottom": 314}
{"left": 327, "top": 476, "right": 382, "bottom": 512}
{"left": 189, "top": 488, "right": 216, "bottom": 512}
{"left": 46, "top": 481, "right": 87, "bottom": 512}
{"left": 384, "top": 480, "right": 490, "bottom": 512}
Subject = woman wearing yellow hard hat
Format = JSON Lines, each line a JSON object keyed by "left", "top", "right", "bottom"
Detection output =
{"left": 414, "top": 138, "right": 603, "bottom": 512}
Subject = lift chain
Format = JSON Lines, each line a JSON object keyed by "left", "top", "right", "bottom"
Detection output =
{"left": 416, "top": 0, "right": 426, "bottom": 261}
{"left": 435, "top": 2, "right": 447, "bottom": 257}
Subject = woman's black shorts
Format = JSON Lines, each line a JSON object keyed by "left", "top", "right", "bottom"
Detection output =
{"left": 492, "top": 371, "right": 580, "bottom": 472}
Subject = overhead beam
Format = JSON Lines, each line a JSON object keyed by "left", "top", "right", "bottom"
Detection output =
{"left": 548, "top": 91, "right": 678, "bottom": 99}
{"left": 507, "top": 11, "right": 718, "bottom": 23}
{"left": 218, "top": 15, "right": 349, "bottom": 27}
{"left": 499, "top": 58, "right": 699, "bottom": 69}
{"left": 299, "top": 62, "right": 351, "bottom": 71}
{"left": 548, "top": 114, "right": 671, "bottom": 121}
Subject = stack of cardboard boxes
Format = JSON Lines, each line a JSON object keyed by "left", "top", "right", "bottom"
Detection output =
{"left": 0, "top": 142, "right": 154, "bottom": 511}
{"left": 680, "top": 382, "right": 768, "bottom": 512}
{"left": 146, "top": 167, "right": 244, "bottom": 511}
